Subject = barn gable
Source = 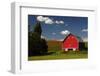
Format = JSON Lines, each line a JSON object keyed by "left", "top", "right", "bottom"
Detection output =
{"left": 62, "top": 33, "right": 79, "bottom": 51}
{"left": 63, "top": 34, "right": 74, "bottom": 42}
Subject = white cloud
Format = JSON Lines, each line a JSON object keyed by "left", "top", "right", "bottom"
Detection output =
{"left": 41, "top": 35, "right": 47, "bottom": 39}
{"left": 82, "top": 37, "right": 88, "bottom": 42}
{"left": 82, "top": 29, "right": 88, "bottom": 32}
{"left": 37, "top": 16, "right": 45, "bottom": 22}
{"left": 59, "top": 21, "right": 64, "bottom": 24}
{"left": 43, "top": 17, "right": 49, "bottom": 21}
{"left": 57, "top": 39, "right": 64, "bottom": 41}
{"left": 55, "top": 20, "right": 64, "bottom": 24}
{"left": 37, "top": 16, "right": 64, "bottom": 25}
{"left": 60, "top": 30, "right": 70, "bottom": 35}
{"left": 45, "top": 19, "right": 54, "bottom": 24}
{"left": 52, "top": 32, "right": 56, "bottom": 35}
{"left": 37, "top": 16, "right": 53, "bottom": 24}
{"left": 55, "top": 21, "right": 59, "bottom": 24}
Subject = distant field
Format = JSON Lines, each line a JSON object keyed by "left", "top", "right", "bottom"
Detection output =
{"left": 28, "top": 51, "right": 88, "bottom": 61}
{"left": 47, "top": 40, "right": 62, "bottom": 51}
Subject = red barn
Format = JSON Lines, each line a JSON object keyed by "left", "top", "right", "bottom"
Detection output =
{"left": 62, "top": 33, "right": 79, "bottom": 51}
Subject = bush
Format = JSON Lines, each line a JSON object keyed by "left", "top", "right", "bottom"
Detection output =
{"left": 28, "top": 32, "right": 48, "bottom": 56}
{"left": 79, "top": 42, "right": 88, "bottom": 51}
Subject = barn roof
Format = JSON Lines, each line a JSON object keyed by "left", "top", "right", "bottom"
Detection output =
{"left": 62, "top": 33, "right": 83, "bottom": 42}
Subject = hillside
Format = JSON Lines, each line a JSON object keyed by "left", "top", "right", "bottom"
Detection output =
{"left": 47, "top": 40, "right": 62, "bottom": 51}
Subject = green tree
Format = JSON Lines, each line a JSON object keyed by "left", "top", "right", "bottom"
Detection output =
{"left": 28, "top": 22, "right": 48, "bottom": 56}
{"left": 34, "top": 22, "right": 42, "bottom": 37}
{"left": 28, "top": 32, "right": 42, "bottom": 56}
{"left": 40, "top": 39, "right": 48, "bottom": 54}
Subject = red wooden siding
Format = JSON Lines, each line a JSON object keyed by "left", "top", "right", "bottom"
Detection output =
{"left": 62, "top": 34, "right": 79, "bottom": 50}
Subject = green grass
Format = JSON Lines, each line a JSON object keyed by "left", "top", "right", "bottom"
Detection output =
{"left": 28, "top": 51, "right": 88, "bottom": 61}
{"left": 28, "top": 40, "right": 88, "bottom": 61}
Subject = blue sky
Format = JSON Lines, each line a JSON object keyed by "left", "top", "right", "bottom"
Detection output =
{"left": 28, "top": 15, "right": 88, "bottom": 41}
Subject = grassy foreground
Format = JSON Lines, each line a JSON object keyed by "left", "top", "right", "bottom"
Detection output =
{"left": 28, "top": 51, "right": 88, "bottom": 61}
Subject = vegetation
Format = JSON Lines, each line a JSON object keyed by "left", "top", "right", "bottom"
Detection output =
{"left": 28, "top": 40, "right": 88, "bottom": 60}
{"left": 79, "top": 42, "right": 88, "bottom": 51}
{"left": 28, "top": 21, "right": 48, "bottom": 56}
{"left": 28, "top": 51, "right": 88, "bottom": 60}
{"left": 34, "top": 22, "right": 42, "bottom": 37}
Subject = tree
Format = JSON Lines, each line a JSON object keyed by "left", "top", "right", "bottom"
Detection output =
{"left": 28, "top": 32, "right": 42, "bottom": 56}
{"left": 40, "top": 39, "right": 48, "bottom": 54}
{"left": 28, "top": 21, "right": 48, "bottom": 56}
{"left": 77, "top": 36, "right": 83, "bottom": 42}
{"left": 34, "top": 21, "right": 42, "bottom": 37}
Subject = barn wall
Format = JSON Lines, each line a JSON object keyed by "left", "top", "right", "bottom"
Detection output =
{"left": 62, "top": 35, "right": 79, "bottom": 49}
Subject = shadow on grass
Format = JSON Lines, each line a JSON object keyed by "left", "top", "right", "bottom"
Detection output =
{"left": 29, "top": 52, "right": 56, "bottom": 57}
{"left": 29, "top": 50, "right": 88, "bottom": 57}
{"left": 44, "top": 52, "right": 55, "bottom": 55}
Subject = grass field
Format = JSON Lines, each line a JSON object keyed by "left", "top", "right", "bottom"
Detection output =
{"left": 28, "top": 51, "right": 88, "bottom": 61}
{"left": 28, "top": 40, "right": 88, "bottom": 61}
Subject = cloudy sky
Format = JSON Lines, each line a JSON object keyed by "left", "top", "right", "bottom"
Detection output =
{"left": 28, "top": 15, "right": 88, "bottom": 41}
